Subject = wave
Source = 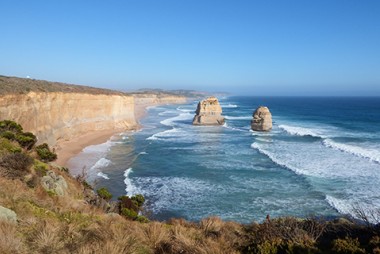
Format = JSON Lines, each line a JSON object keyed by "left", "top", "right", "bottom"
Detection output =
{"left": 223, "top": 122, "right": 245, "bottom": 132}
{"left": 138, "top": 151, "right": 148, "bottom": 155}
{"left": 250, "top": 142, "right": 308, "bottom": 175}
{"left": 224, "top": 115, "right": 251, "bottom": 120}
{"left": 323, "top": 139, "right": 380, "bottom": 164}
{"left": 158, "top": 110, "right": 178, "bottom": 116}
{"left": 146, "top": 128, "right": 181, "bottom": 140}
{"left": 160, "top": 113, "right": 193, "bottom": 127}
{"left": 124, "top": 168, "right": 137, "bottom": 196}
{"left": 90, "top": 158, "right": 111, "bottom": 170}
{"left": 83, "top": 140, "right": 114, "bottom": 153}
{"left": 97, "top": 172, "right": 110, "bottom": 180}
{"left": 279, "top": 124, "right": 324, "bottom": 138}
{"left": 176, "top": 106, "right": 193, "bottom": 113}
{"left": 221, "top": 103, "right": 238, "bottom": 108}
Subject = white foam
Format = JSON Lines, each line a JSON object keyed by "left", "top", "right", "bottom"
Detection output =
{"left": 279, "top": 124, "right": 324, "bottom": 138}
{"left": 146, "top": 128, "right": 182, "bottom": 140}
{"left": 223, "top": 122, "right": 245, "bottom": 132}
{"left": 90, "top": 158, "right": 111, "bottom": 170}
{"left": 326, "top": 195, "right": 380, "bottom": 223}
{"left": 158, "top": 110, "right": 178, "bottom": 116}
{"left": 124, "top": 168, "right": 137, "bottom": 196}
{"left": 97, "top": 172, "right": 110, "bottom": 180}
{"left": 224, "top": 115, "right": 252, "bottom": 120}
{"left": 221, "top": 103, "right": 238, "bottom": 108}
{"left": 250, "top": 142, "right": 306, "bottom": 175}
{"left": 323, "top": 139, "right": 380, "bottom": 164}
{"left": 138, "top": 151, "right": 148, "bottom": 155}
{"left": 122, "top": 136, "right": 129, "bottom": 140}
{"left": 160, "top": 112, "right": 193, "bottom": 127}
{"left": 176, "top": 106, "right": 193, "bottom": 113}
{"left": 83, "top": 140, "right": 114, "bottom": 153}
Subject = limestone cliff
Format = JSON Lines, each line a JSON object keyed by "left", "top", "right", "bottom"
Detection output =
{"left": 251, "top": 106, "right": 272, "bottom": 131}
{"left": 0, "top": 92, "right": 137, "bottom": 146}
{"left": 193, "top": 96, "right": 225, "bottom": 125}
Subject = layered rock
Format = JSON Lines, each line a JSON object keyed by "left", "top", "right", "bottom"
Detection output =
{"left": 0, "top": 92, "right": 137, "bottom": 147}
{"left": 251, "top": 106, "right": 272, "bottom": 131}
{"left": 193, "top": 97, "right": 225, "bottom": 125}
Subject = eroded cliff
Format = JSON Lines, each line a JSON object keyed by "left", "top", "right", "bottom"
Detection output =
{"left": 0, "top": 92, "right": 137, "bottom": 146}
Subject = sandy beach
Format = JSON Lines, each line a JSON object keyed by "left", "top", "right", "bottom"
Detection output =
{"left": 54, "top": 102, "right": 157, "bottom": 167}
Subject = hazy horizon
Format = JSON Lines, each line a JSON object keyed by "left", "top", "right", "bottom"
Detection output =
{"left": 1, "top": 1, "right": 379, "bottom": 96}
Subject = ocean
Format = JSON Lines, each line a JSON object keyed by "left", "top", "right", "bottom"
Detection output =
{"left": 67, "top": 96, "right": 380, "bottom": 223}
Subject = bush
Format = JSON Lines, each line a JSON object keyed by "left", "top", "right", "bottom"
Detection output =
{"left": 36, "top": 143, "right": 57, "bottom": 162}
{"left": 118, "top": 195, "right": 139, "bottom": 212}
{"left": 1, "top": 131, "right": 16, "bottom": 140}
{"left": 34, "top": 160, "right": 49, "bottom": 177}
{"left": 137, "top": 215, "right": 150, "bottom": 223}
{"left": 131, "top": 194, "right": 145, "bottom": 208}
{"left": 331, "top": 237, "right": 365, "bottom": 254}
{"left": 97, "top": 187, "right": 113, "bottom": 201}
{"left": 16, "top": 133, "right": 37, "bottom": 150}
{"left": 0, "top": 152, "right": 33, "bottom": 179}
{"left": 121, "top": 208, "right": 138, "bottom": 220}
{"left": 0, "top": 120, "right": 23, "bottom": 133}
{"left": 0, "top": 138, "right": 21, "bottom": 154}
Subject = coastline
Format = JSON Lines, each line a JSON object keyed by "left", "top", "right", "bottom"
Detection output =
{"left": 55, "top": 100, "right": 184, "bottom": 167}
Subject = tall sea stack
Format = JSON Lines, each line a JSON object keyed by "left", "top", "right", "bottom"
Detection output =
{"left": 251, "top": 106, "right": 272, "bottom": 131}
{"left": 192, "top": 96, "right": 225, "bottom": 125}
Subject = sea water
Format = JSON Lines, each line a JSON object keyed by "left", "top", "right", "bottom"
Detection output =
{"left": 68, "top": 96, "right": 380, "bottom": 223}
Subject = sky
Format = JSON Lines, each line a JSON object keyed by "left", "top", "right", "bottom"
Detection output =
{"left": 1, "top": 0, "right": 380, "bottom": 96}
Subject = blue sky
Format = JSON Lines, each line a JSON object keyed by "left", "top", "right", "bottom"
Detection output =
{"left": 1, "top": 0, "right": 379, "bottom": 95}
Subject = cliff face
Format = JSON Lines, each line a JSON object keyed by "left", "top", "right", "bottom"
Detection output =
{"left": 133, "top": 93, "right": 187, "bottom": 106}
{"left": 192, "top": 96, "right": 225, "bottom": 125}
{"left": 0, "top": 92, "right": 137, "bottom": 146}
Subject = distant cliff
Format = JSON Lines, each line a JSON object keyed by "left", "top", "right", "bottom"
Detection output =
{"left": 0, "top": 76, "right": 186, "bottom": 146}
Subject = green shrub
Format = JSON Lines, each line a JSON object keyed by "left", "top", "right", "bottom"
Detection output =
{"left": 0, "top": 138, "right": 21, "bottom": 154}
{"left": 33, "top": 160, "right": 49, "bottom": 177}
{"left": 136, "top": 215, "right": 149, "bottom": 223}
{"left": 16, "top": 133, "right": 37, "bottom": 150}
{"left": 0, "top": 120, "right": 23, "bottom": 133}
{"left": 331, "top": 237, "right": 365, "bottom": 254}
{"left": 1, "top": 131, "right": 16, "bottom": 140}
{"left": 131, "top": 194, "right": 145, "bottom": 208}
{"left": 35, "top": 143, "right": 57, "bottom": 162}
{"left": 118, "top": 195, "right": 139, "bottom": 212}
{"left": 97, "top": 187, "right": 113, "bottom": 201}
{"left": 121, "top": 208, "right": 138, "bottom": 220}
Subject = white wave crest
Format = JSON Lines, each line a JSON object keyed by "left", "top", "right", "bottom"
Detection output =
{"left": 146, "top": 128, "right": 181, "bottom": 141}
{"left": 221, "top": 103, "right": 238, "bottom": 108}
{"left": 279, "top": 124, "right": 324, "bottom": 138}
{"left": 124, "top": 168, "right": 137, "bottom": 196}
{"left": 160, "top": 113, "right": 193, "bottom": 127}
{"left": 97, "top": 172, "right": 110, "bottom": 180}
{"left": 250, "top": 142, "right": 306, "bottom": 175}
{"left": 323, "top": 139, "right": 380, "bottom": 164}
{"left": 224, "top": 115, "right": 251, "bottom": 120}
{"left": 90, "top": 158, "right": 111, "bottom": 170}
{"left": 176, "top": 106, "right": 193, "bottom": 113}
{"left": 138, "top": 151, "right": 148, "bottom": 155}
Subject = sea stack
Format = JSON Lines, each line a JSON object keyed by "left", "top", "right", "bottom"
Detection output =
{"left": 251, "top": 106, "right": 272, "bottom": 131}
{"left": 192, "top": 96, "right": 225, "bottom": 125}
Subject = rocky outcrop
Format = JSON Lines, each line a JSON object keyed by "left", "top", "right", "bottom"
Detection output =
{"left": 251, "top": 106, "right": 272, "bottom": 131}
{"left": 41, "top": 171, "right": 68, "bottom": 196}
{"left": 0, "top": 205, "right": 17, "bottom": 223}
{"left": 193, "top": 97, "right": 225, "bottom": 125}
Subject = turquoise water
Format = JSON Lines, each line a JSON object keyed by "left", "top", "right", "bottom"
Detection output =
{"left": 68, "top": 96, "right": 380, "bottom": 223}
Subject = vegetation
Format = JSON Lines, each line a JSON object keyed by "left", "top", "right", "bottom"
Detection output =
{"left": 35, "top": 143, "right": 57, "bottom": 162}
{"left": 96, "top": 187, "right": 113, "bottom": 201}
{"left": 0, "top": 121, "right": 379, "bottom": 253}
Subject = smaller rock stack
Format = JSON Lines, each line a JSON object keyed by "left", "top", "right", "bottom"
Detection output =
{"left": 193, "top": 96, "right": 225, "bottom": 125}
{"left": 251, "top": 106, "right": 272, "bottom": 131}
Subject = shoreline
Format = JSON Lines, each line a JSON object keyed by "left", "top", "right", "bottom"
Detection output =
{"left": 55, "top": 101, "right": 182, "bottom": 167}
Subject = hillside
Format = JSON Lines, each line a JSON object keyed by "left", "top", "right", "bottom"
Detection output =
{"left": 0, "top": 121, "right": 379, "bottom": 253}
{"left": 0, "top": 76, "right": 123, "bottom": 95}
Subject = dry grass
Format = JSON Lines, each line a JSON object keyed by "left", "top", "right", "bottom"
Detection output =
{"left": 0, "top": 75, "right": 124, "bottom": 95}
